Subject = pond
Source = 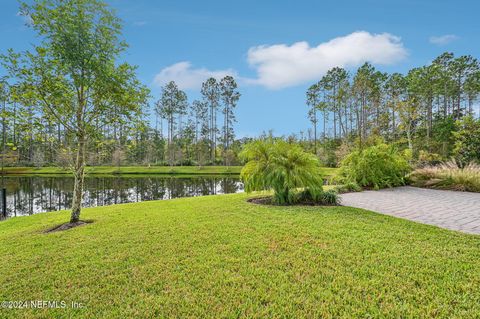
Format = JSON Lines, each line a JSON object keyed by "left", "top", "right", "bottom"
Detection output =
{"left": 0, "top": 175, "right": 243, "bottom": 218}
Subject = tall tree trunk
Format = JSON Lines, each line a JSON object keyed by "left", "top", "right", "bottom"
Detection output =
{"left": 333, "top": 110, "right": 337, "bottom": 139}
{"left": 323, "top": 109, "right": 326, "bottom": 143}
{"left": 427, "top": 97, "right": 433, "bottom": 148}
{"left": 338, "top": 107, "right": 346, "bottom": 138}
{"left": 313, "top": 109, "right": 317, "bottom": 155}
{"left": 468, "top": 96, "right": 473, "bottom": 115}
{"left": 356, "top": 103, "right": 361, "bottom": 142}
{"left": 345, "top": 103, "right": 349, "bottom": 137}
{"left": 407, "top": 113, "right": 413, "bottom": 151}
{"left": 1, "top": 99, "right": 6, "bottom": 190}
{"left": 361, "top": 94, "right": 366, "bottom": 143}
{"left": 213, "top": 106, "right": 217, "bottom": 163}
{"left": 333, "top": 86, "right": 337, "bottom": 139}
{"left": 13, "top": 103, "right": 16, "bottom": 146}
{"left": 70, "top": 133, "right": 86, "bottom": 223}
{"left": 210, "top": 105, "right": 214, "bottom": 161}
{"left": 392, "top": 98, "right": 396, "bottom": 141}
{"left": 457, "top": 76, "right": 462, "bottom": 116}
{"left": 29, "top": 105, "right": 33, "bottom": 162}
{"left": 224, "top": 103, "right": 228, "bottom": 166}
{"left": 443, "top": 83, "right": 448, "bottom": 118}
{"left": 169, "top": 115, "right": 173, "bottom": 166}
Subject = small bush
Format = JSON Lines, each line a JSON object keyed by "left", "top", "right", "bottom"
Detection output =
{"left": 179, "top": 159, "right": 196, "bottom": 166}
{"left": 409, "top": 160, "right": 480, "bottom": 192}
{"left": 417, "top": 150, "right": 443, "bottom": 167}
{"left": 334, "top": 182, "right": 362, "bottom": 194}
{"left": 453, "top": 116, "right": 480, "bottom": 165}
{"left": 295, "top": 189, "right": 339, "bottom": 205}
{"left": 319, "top": 190, "right": 340, "bottom": 205}
{"left": 152, "top": 160, "right": 169, "bottom": 166}
{"left": 339, "top": 143, "right": 411, "bottom": 189}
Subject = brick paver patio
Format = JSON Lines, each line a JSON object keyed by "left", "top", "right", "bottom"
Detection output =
{"left": 340, "top": 186, "right": 480, "bottom": 235}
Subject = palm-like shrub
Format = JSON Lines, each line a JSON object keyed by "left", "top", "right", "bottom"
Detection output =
{"left": 339, "top": 143, "right": 411, "bottom": 189}
{"left": 240, "top": 140, "right": 325, "bottom": 205}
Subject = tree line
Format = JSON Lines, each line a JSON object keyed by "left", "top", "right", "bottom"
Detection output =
{"left": 0, "top": 76, "right": 242, "bottom": 168}
{"left": 155, "top": 76, "right": 240, "bottom": 167}
{"left": 305, "top": 52, "right": 480, "bottom": 165}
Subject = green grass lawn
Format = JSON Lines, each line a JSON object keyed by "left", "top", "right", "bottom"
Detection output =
{"left": 1, "top": 193, "right": 478, "bottom": 318}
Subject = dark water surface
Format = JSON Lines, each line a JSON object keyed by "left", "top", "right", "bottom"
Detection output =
{"left": 0, "top": 175, "right": 243, "bottom": 217}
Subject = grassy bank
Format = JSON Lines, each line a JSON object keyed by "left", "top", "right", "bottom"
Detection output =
{"left": 2, "top": 166, "right": 243, "bottom": 175}
{"left": 1, "top": 166, "right": 340, "bottom": 180}
{"left": 0, "top": 193, "right": 478, "bottom": 318}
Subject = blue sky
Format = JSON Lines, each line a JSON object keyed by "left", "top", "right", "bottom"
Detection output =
{"left": 1, "top": 0, "right": 479, "bottom": 137}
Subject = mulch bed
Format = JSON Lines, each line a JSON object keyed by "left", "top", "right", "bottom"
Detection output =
{"left": 45, "top": 220, "right": 93, "bottom": 233}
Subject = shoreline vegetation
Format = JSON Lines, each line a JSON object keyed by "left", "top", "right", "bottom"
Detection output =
{"left": 0, "top": 166, "right": 341, "bottom": 179}
{"left": 0, "top": 193, "right": 478, "bottom": 318}
{"left": 0, "top": 166, "right": 243, "bottom": 175}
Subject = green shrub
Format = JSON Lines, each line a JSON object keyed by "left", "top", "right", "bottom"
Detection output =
{"left": 318, "top": 139, "right": 342, "bottom": 167}
{"left": 417, "top": 150, "right": 443, "bottom": 166}
{"left": 240, "top": 140, "right": 324, "bottom": 205}
{"left": 319, "top": 190, "right": 340, "bottom": 205}
{"left": 334, "top": 182, "right": 362, "bottom": 193}
{"left": 339, "top": 143, "right": 411, "bottom": 189}
{"left": 409, "top": 160, "right": 480, "bottom": 192}
{"left": 453, "top": 116, "right": 480, "bottom": 165}
{"left": 295, "top": 189, "right": 339, "bottom": 205}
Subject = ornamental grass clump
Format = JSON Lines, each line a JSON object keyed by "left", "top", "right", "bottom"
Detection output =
{"left": 240, "top": 140, "right": 336, "bottom": 205}
{"left": 409, "top": 160, "right": 480, "bottom": 192}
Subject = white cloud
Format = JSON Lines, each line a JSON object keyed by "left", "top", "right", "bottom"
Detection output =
{"left": 16, "top": 11, "right": 33, "bottom": 26}
{"left": 153, "top": 61, "right": 237, "bottom": 90}
{"left": 246, "top": 31, "right": 407, "bottom": 89}
{"left": 429, "top": 34, "right": 458, "bottom": 45}
{"left": 153, "top": 31, "right": 408, "bottom": 91}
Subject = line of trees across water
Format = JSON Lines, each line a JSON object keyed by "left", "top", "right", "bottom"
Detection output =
{"left": 0, "top": 75, "right": 241, "bottom": 168}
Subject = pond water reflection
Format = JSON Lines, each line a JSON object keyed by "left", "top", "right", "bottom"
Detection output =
{"left": 0, "top": 175, "right": 243, "bottom": 217}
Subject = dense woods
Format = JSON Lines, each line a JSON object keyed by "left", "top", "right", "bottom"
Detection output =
{"left": 305, "top": 52, "right": 480, "bottom": 166}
